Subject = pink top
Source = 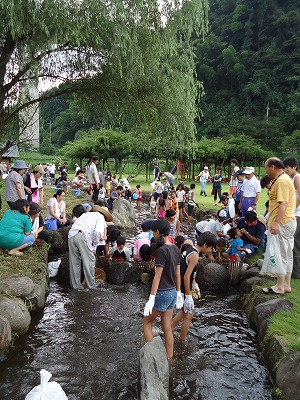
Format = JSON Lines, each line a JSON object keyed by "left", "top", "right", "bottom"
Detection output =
{"left": 134, "top": 238, "right": 150, "bottom": 261}
{"left": 136, "top": 188, "right": 142, "bottom": 200}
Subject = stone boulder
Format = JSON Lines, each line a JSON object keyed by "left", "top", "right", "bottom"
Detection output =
{"left": 240, "top": 266, "right": 261, "bottom": 281}
{"left": 239, "top": 276, "right": 272, "bottom": 296}
{"left": 138, "top": 336, "right": 169, "bottom": 400}
{"left": 276, "top": 352, "right": 300, "bottom": 400}
{"left": 0, "top": 277, "right": 35, "bottom": 298}
{"left": 104, "top": 261, "right": 142, "bottom": 285}
{"left": 253, "top": 298, "right": 293, "bottom": 341}
{"left": 112, "top": 198, "right": 135, "bottom": 229}
{"left": 56, "top": 253, "right": 71, "bottom": 286}
{"left": 0, "top": 297, "right": 31, "bottom": 334}
{"left": 0, "top": 315, "right": 11, "bottom": 349}
{"left": 24, "top": 283, "right": 47, "bottom": 311}
{"left": 47, "top": 230, "right": 68, "bottom": 254}
{"left": 197, "top": 262, "right": 230, "bottom": 292}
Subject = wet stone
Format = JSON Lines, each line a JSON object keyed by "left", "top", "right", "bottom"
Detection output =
{"left": 0, "top": 297, "right": 31, "bottom": 334}
{"left": 0, "top": 277, "right": 35, "bottom": 298}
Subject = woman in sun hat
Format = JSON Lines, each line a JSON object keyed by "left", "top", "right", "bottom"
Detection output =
{"left": 4, "top": 160, "right": 28, "bottom": 208}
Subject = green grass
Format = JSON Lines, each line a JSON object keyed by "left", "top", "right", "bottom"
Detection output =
{"left": 268, "top": 278, "right": 300, "bottom": 351}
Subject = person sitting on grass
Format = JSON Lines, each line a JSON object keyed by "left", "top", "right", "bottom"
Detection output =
{"left": 109, "top": 236, "right": 131, "bottom": 261}
{"left": 0, "top": 199, "right": 35, "bottom": 256}
{"left": 223, "top": 227, "right": 250, "bottom": 262}
{"left": 29, "top": 202, "right": 49, "bottom": 243}
{"left": 214, "top": 238, "right": 227, "bottom": 261}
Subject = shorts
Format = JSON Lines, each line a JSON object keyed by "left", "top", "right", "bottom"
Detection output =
{"left": 178, "top": 202, "right": 185, "bottom": 209}
{"left": 154, "top": 288, "right": 176, "bottom": 312}
{"left": 153, "top": 192, "right": 163, "bottom": 201}
{"left": 187, "top": 204, "right": 194, "bottom": 216}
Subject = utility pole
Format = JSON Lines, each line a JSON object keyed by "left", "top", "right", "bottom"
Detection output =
{"left": 49, "top": 120, "right": 52, "bottom": 143}
{"left": 265, "top": 103, "right": 270, "bottom": 141}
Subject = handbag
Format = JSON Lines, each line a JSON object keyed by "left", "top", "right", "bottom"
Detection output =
{"left": 261, "top": 233, "right": 286, "bottom": 275}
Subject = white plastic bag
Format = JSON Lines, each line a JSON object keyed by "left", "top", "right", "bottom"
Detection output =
{"left": 48, "top": 259, "right": 61, "bottom": 278}
{"left": 261, "top": 233, "right": 286, "bottom": 275}
{"left": 25, "top": 369, "right": 68, "bottom": 400}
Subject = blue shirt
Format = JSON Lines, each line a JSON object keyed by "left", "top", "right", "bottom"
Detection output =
{"left": 230, "top": 238, "right": 243, "bottom": 255}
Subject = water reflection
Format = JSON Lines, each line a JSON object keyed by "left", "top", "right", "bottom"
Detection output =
{"left": 0, "top": 202, "right": 273, "bottom": 399}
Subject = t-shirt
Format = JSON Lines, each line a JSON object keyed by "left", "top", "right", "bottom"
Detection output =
{"left": 46, "top": 197, "right": 66, "bottom": 220}
{"left": 236, "top": 218, "right": 265, "bottom": 245}
{"left": 4, "top": 170, "right": 25, "bottom": 202}
{"left": 230, "top": 238, "right": 243, "bottom": 255}
{"left": 98, "top": 188, "right": 106, "bottom": 199}
{"left": 268, "top": 173, "right": 296, "bottom": 225}
{"left": 242, "top": 176, "right": 261, "bottom": 197}
{"left": 213, "top": 174, "right": 222, "bottom": 187}
{"left": 88, "top": 162, "right": 100, "bottom": 184}
{"left": 134, "top": 238, "right": 151, "bottom": 261}
{"left": 109, "top": 245, "right": 131, "bottom": 261}
{"left": 180, "top": 246, "right": 198, "bottom": 294}
{"left": 155, "top": 243, "right": 180, "bottom": 290}
{"left": 107, "top": 191, "right": 121, "bottom": 210}
{"left": 0, "top": 210, "right": 32, "bottom": 248}
{"left": 199, "top": 170, "right": 209, "bottom": 183}
{"left": 177, "top": 190, "right": 185, "bottom": 202}
{"left": 235, "top": 180, "right": 244, "bottom": 202}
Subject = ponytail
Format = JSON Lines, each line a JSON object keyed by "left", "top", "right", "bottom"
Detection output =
{"left": 152, "top": 219, "right": 170, "bottom": 250}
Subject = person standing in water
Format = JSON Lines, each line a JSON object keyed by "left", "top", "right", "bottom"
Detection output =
{"left": 143, "top": 219, "right": 183, "bottom": 359}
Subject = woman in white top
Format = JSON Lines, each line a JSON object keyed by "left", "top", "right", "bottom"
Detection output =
{"left": 46, "top": 189, "right": 72, "bottom": 229}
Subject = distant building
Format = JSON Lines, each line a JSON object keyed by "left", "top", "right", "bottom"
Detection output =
{"left": 0, "top": 143, "right": 20, "bottom": 167}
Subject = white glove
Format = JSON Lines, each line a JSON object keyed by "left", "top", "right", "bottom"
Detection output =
{"left": 176, "top": 291, "right": 184, "bottom": 309}
{"left": 144, "top": 294, "right": 155, "bottom": 316}
{"left": 245, "top": 248, "right": 252, "bottom": 254}
{"left": 184, "top": 295, "right": 194, "bottom": 314}
{"left": 192, "top": 282, "right": 201, "bottom": 299}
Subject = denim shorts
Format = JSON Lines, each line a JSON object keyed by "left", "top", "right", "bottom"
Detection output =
{"left": 154, "top": 288, "right": 176, "bottom": 312}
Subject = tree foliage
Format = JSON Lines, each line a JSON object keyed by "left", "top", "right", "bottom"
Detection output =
{"left": 0, "top": 0, "right": 208, "bottom": 154}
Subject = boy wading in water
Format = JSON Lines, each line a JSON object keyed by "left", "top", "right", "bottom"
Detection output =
{"left": 143, "top": 219, "right": 183, "bottom": 359}
{"left": 172, "top": 232, "right": 217, "bottom": 341}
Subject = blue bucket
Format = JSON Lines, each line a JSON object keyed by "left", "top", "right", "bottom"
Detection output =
{"left": 44, "top": 218, "right": 58, "bottom": 231}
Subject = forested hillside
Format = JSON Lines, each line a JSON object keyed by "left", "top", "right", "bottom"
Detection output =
{"left": 194, "top": 0, "right": 300, "bottom": 153}
{"left": 40, "top": 0, "right": 300, "bottom": 157}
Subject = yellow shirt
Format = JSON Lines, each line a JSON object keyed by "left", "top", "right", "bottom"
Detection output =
{"left": 268, "top": 173, "right": 296, "bottom": 225}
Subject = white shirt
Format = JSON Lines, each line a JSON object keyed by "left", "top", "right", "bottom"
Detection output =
{"left": 293, "top": 173, "right": 300, "bottom": 217}
{"left": 68, "top": 212, "right": 107, "bottom": 252}
{"left": 199, "top": 170, "right": 209, "bottom": 183}
{"left": 177, "top": 189, "right": 185, "bottom": 202}
{"left": 242, "top": 176, "right": 261, "bottom": 197}
{"left": 88, "top": 162, "right": 100, "bottom": 184}
{"left": 46, "top": 197, "right": 66, "bottom": 220}
{"left": 49, "top": 165, "right": 56, "bottom": 174}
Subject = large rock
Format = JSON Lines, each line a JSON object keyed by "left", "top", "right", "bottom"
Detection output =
{"left": 24, "top": 283, "right": 47, "bottom": 311}
{"left": 112, "top": 198, "right": 136, "bottom": 229}
{"left": 239, "top": 276, "right": 271, "bottom": 296}
{"left": 197, "top": 262, "right": 230, "bottom": 291}
{"left": 48, "top": 230, "right": 68, "bottom": 254}
{"left": 253, "top": 298, "right": 293, "bottom": 341}
{"left": 0, "top": 297, "right": 31, "bottom": 334}
{"left": 0, "top": 277, "right": 35, "bottom": 298}
{"left": 276, "top": 352, "right": 300, "bottom": 400}
{"left": 0, "top": 315, "right": 11, "bottom": 349}
{"left": 104, "top": 261, "right": 141, "bottom": 285}
{"left": 56, "top": 253, "right": 71, "bottom": 286}
{"left": 138, "top": 336, "right": 169, "bottom": 400}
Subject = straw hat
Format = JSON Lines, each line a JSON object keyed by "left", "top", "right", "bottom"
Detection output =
{"left": 33, "top": 165, "right": 45, "bottom": 174}
{"left": 92, "top": 205, "right": 113, "bottom": 222}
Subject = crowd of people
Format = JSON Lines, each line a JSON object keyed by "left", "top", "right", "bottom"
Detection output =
{"left": 0, "top": 155, "right": 298, "bottom": 359}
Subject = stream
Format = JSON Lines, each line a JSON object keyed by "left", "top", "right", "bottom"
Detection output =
{"left": 0, "top": 203, "right": 274, "bottom": 399}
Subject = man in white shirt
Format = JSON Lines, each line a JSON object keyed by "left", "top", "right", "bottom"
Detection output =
{"left": 87, "top": 156, "right": 100, "bottom": 203}
{"left": 68, "top": 205, "right": 112, "bottom": 289}
{"left": 239, "top": 167, "right": 261, "bottom": 216}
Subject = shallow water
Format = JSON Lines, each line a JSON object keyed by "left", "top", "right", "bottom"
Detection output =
{"left": 0, "top": 203, "right": 273, "bottom": 399}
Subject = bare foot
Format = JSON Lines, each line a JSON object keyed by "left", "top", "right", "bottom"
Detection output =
{"left": 8, "top": 250, "right": 23, "bottom": 257}
{"left": 284, "top": 287, "right": 292, "bottom": 293}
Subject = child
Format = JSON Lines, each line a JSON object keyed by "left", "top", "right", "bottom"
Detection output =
{"left": 135, "top": 184, "right": 142, "bottom": 209}
{"left": 186, "top": 183, "right": 196, "bottom": 224}
{"left": 170, "top": 191, "right": 179, "bottom": 220}
{"left": 143, "top": 219, "right": 183, "bottom": 359}
{"left": 165, "top": 209, "right": 180, "bottom": 238}
{"left": 124, "top": 186, "right": 132, "bottom": 201}
{"left": 215, "top": 238, "right": 227, "bottom": 261}
{"left": 223, "top": 227, "right": 249, "bottom": 261}
{"left": 176, "top": 183, "right": 186, "bottom": 222}
{"left": 149, "top": 195, "right": 157, "bottom": 215}
{"left": 98, "top": 183, "right": 106, "bottom": 200}
{"left": 109, "top": 236, "right": 131, "bottom": 261}
{"left": 157, "top": 197, "right": 166, "bottom": 219}
{"left": 171, "top": 232, "right": 217, "bottom": 342}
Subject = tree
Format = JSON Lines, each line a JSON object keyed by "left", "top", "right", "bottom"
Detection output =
{"left": 0, "top": 0, "right": 208, "bottom": 154}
